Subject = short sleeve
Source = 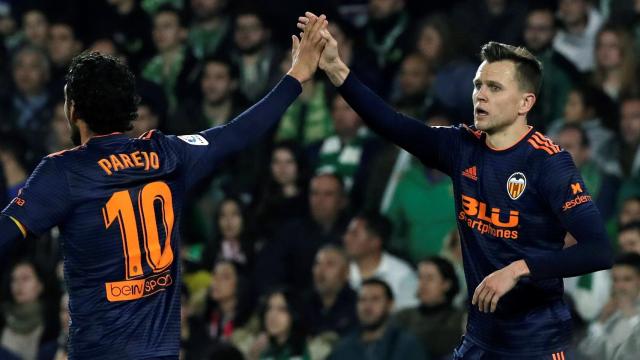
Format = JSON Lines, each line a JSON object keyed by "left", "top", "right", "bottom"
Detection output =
{"left": 2, "top": 156, "right": 72, "bottom": 235}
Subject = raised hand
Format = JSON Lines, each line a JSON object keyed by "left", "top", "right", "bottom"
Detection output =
{"left": 287, "top": 14, "right": 327, "bottom": 84}
{"left": 297, "top": 12, "right": 350, "bottom": 86}
{"left": 297, "top": 12, "right": 338, "bottom": 70}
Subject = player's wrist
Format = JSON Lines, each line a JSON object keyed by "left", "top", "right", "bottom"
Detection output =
{"left": 323, "top": 59, "right": 349, "bottom": 86}
{"left": 509, "top": 260, "right": 531, "bottom": 280}
{"left": 287, "top": 67, "right": 311, "bottom": 84}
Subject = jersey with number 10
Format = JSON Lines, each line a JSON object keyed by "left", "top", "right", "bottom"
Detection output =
{"left": 1, "top": 76, "right": 302, "bottom": 359}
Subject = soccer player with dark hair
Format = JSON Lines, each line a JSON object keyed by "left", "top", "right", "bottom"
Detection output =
{"left": 298, "top": 13, "right": 613, "bottom": 360}
{"left": 0, "top": 14, "right": 329, "bottom": 359}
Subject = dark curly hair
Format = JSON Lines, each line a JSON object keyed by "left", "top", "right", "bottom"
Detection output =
{"left": 65, "top": 52, "right": 139, "bottom": 134}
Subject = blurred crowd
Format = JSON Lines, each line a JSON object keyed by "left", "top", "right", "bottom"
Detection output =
{"left": 2, "top": 0, "right": 640, "bottom": 359}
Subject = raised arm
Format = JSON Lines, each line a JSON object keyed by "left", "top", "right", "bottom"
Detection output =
{"left": 298, "top": 13, "right": 457, "bottom": 171}
{"left": 174, "top": 15, "right": 328, "bottom": 186}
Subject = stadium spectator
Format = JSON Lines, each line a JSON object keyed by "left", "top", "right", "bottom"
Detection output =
{"left": 197, "top": 260, "right": 255, "bottom": 347}
{"left": 0, "top": 2, "right": 16, "bottom": 44}
{"left": 0, "top": 134, "right": 29, "bottom": 202}
{"left": 172, "top": 56, "right": 267, "bottom": 200}
{"left": 344, "top": 211, "right": 418, "bottom": 310}
{"left": 325, "top": 19, "right": 382, "bottom": 96}
{"left": 128, "top": 97, "right": 162, "bottom": 138}
{"left": 142, "top": 5, "right": 197, "bottom": 115}
{"left": 522, "top": 7, "right": 578, "bottom": 129}
{"left": 384, "top": 113, "right": 456, "bottom": 262}
{"left": 362, "top": 0, "right": 412, "bottom": 86}
{"left": 612, "top": 316, "right": 640, "bottom": 360}
{"left": 600, "top": 95, "right": 640, "bottom": 178}
{"left": 328, "top": 278, "right": 426, "bottom": 360}
{"left": 394, "top": 256, "right": 465, "bottom": 360}
{"left": 254, "top": 141, "right": 309, "bottom": 240}
{"left": 47, "top": 20, "right": 83, "bottom": 94}
{"left": 577, "top": 253, "right": 640, "bottom": 360}
{"left": 618, "top": 222, "right": 640, "bottom": 255}
{"left": 99, "top": 0, "right": 154, "bottom": 72}
{"left": 88, "top": 36, "right": 168, "bottom": 131}
{"left": 231, "top": 7, "right": 283, "bottom": 102}
{"left": 200, "top": 196, "right": 255, "bottom": 271}
{"left": 554, "top": 124, "right": 619, "bottom": 220}
{"left": 440, "top": 229, "right": 467, "bottom": 308}
{"left": 451, "top": 0, "right": 527, "bottom": 53}
{"left": 304, "top": 245, "right": 358, "bottom": 337}
{"left": 546, "top": 85, "right": 616, "bottom": 165}
{"left": 554, "top": 0, "right": 604, "bottom": 72}
{"left": 2, "top": 45, "right": 53, "bottom": 160}
{"left": 592, "top": 24, "right": 640, "bottom": 102}
{"left": 46, "top": 101, "right": 73, "bottom": 153}
{"left": 618, "top": 196, "right": 640, "bottom": 226}
{"left": 19, "top": 8, "right": 49, "bottom": 50}
{"left": 52, "top": 293, "right": 69, "bottom": 360}
{"left": 413, "top": 13, "right": 476, "bottom": 121}
{"left": 187, "top": 0, "right": 234, "bottom": 59}
{"left": 0, "top": 259, "right": 58, "bottom": 360}
{"left": 308, "top": 93, "right": 381, "bottom": 209}
{"left": 170, "top": 56, "right": 245, "bottom": 133}
{"left": 254, "top": 172, "right": 350, "bottom": 295}
{"left": 247, "top": 288, "right": 311, "bottom": 360}
{"left": 274, "top": 57, "right": 333, "bottom": 146}
{"left": 391, "top": 52, "right": 434, "bottom": 119}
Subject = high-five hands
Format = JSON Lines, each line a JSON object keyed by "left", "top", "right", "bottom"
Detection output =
{"left": 287, "top": 13, "right": 327, "bottom": 84}
{"left": 297, "top": 12, "right": 350, "bottom": 86}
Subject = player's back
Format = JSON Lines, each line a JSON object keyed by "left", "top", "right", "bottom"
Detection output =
{"left": 52, "top": 132, "right": 184, "bottom": 359}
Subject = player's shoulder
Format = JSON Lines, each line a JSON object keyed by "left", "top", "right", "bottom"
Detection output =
{"left": 525, "top": 130, "right": 564, "bottom": 160}
{"left": 46, "top": 144, "right": 86, "bottom": 159}
{"left": 142, "top": 128, "right": 211, "bottom": 148}
{"left": 460, "top": 124, "right": 484, "bottom": 139}
{"left": 137, "top": 129, "right": 165, "bottom": 140}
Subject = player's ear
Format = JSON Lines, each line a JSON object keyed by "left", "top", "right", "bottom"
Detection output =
{"left": 519, "top": 92, "right": 536, "bottom": 115}
{"left": 68, "top": 100, "right": 78, "bottom": 123}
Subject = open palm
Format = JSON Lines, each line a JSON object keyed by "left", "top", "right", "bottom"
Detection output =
{"left": 297, "top": 13, "right": 341, "bottom": 71}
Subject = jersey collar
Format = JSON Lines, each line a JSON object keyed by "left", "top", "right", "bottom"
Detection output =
{"left": 483, "top": 126, "right": 534, "bottom": 152}
{"left": 86, "top": 132, "right": 128, "bottom": 144}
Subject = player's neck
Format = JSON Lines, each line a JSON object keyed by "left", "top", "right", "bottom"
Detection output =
{"left": 484, "top": 121, "right": 530, "bottom": 150}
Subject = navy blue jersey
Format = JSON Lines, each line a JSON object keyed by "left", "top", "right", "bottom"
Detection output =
{"left": 1, "top": 76, "right": 301, "bottom": 359}
{"left": 337, "top": 73, "right": 612, "bottom": 356}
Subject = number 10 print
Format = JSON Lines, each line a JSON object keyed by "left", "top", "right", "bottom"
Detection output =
{"left": 102, "top": 181, "right": 175, "bottom": 279}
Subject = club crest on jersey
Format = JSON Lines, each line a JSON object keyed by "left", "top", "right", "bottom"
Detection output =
{"left": 178, "top": 134, "right": 209, "bottom": 146}
{"left": 506, "top": 172, "right": 526, "bottom": 200}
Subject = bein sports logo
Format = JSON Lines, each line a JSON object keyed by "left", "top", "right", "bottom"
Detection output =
{"left": 105, "top": 270, "right": 173, "bottom": 302}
